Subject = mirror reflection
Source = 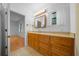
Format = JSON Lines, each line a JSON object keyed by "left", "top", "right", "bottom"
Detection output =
{"left": 34, "top": 15, "right": 46, "bottom": 28}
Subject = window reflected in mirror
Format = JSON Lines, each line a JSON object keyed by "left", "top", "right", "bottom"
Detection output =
{"left": 19, "top": 24, "right": 23, "bottom": 32}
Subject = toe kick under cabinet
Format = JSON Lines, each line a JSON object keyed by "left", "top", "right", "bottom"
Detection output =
{"left": 28, "top": 32, "right": 74, "bottom": 56}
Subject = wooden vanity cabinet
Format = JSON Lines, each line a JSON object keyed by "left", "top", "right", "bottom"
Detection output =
{"left": 50, "top": 36, "right": 74, "bottom": 56}
{"left": 28, "top": 32, "right": 74, "bottom": 56}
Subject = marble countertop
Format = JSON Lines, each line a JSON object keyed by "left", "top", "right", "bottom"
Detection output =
{"left": 28, "top": 32, "right": 75, "bottom": 38}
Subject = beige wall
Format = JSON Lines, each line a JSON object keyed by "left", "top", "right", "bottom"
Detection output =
{"left": 75, "top": 4, "right": 79, "bottom": 56}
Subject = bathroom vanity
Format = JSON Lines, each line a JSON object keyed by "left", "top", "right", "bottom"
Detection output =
{"left": 28, "top": 32, "right": 75, "bottom": 56}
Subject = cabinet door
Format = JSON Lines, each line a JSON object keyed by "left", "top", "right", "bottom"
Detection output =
{"left": 19, "top": 37, "right": 24, "bottom": 48}
{"left": 39, "top": 42, "right": 50, "bottom": 56}
{"left": 39, "top": 34, "right": 50, "bottom": 55}
{"left": 50, "top": 36, "right": 74, "bottom": 56}
{"left": 28, "top": 33, "right": 33, "bottom": 47}
{"left": 10, "top": 36, "right": 19, "bottom": 51}
{"left": 28, "top": 33, "right": 39, "bottom": 51}
{"left": 32, "top": 34, "right": 39, "bottom": 51}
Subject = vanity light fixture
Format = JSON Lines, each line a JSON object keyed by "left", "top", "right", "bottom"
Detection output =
{"left": 34, "top": 9, "right": 46, "bottom": 16}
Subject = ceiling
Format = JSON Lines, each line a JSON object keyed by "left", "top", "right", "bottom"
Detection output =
{"left": 10, "top": 10, "right": 24, "bottom": 22}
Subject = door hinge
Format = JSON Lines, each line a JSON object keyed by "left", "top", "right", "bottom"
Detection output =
{"left": 5, "top": 29, "right": 7, "bottom": 32}
{"left": 5, "top": 12, "right": 7, "bottom": 14}
{"left": 7, "top": 36, "right": 10, "bottom": 38}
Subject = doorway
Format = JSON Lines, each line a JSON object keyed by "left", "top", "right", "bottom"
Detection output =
{"left": 10, "top": 10, "right": 25, "bottom": 53}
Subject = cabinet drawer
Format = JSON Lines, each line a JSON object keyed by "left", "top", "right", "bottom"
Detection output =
{"left": 39, "top": 42, "right": 49, "bottom": 49}
{"left": 51, "top": 47, "right": 74, "bottom": 56}
{"left": 33, "top": 41, "right": 39, "bottom": 51}
{"left": 28, "top": 37, "right": 33, "bottom": 46}
{"left": 51, "top": 52, "right": 60, "bottom": 56}
{"left": 28, "top": 33, "right": 38, "bottom": 39}
{"left": 39, "top": 34, "right": 49, "bottom": 44}
{"left": 50, "top": 50, "right": 64, "bottom": 56}
{"left": 39, "top": 47, "right": 49, "bottom": 56}
{"left": 39, "top": 37, "right": 50, "bottom": 55}
{"left": 50, "top": 36, "right": 74, "bottom": 47}
{"left": 51, "top": 42, "right": 74, "bottom": 52}
{"left": 51, "top": 44, "right": 74, "bottom": 56}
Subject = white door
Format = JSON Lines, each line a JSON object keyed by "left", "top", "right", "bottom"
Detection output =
{"left": 0, "top": 4, "right": 8, "bottom": 56}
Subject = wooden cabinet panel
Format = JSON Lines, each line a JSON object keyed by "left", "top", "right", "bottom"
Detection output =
{"left": 51, "top": 45, "right": 74, "bottom": 56}
{"left": 19, "top": 37, "right": 24, "bottom": 48}
{"left": 39, "top": 42, "right": 49, "bottom": 49}
{"left": 51, "top": 42, "right": 74, "bottom": 53}
{"left": 39, "top": 47, "right": 49, "bottom": 56}
{"left": 32, "top": 38, "right": 39, "bottom": 51}
{"left": 10, "top": 36, "right": 24, "bottom": 52}
{"left": 38, "top": 34, "right": 50, "bottom": 55}
{"left": 28, "top": 33, "right": 39, "bottom": 51}
{"left": 28, "top": 33, "right": 33, "bottom": 47}
{"left": 34, "top": 41, "right": 39, "bottom": 50}
{"left": 50, "top": 36, "right": 74, "bottom": 47}
{"left": 28, "top": 33, "right": 38, "bottom": 39}
{"left": 10, "top": 36, "right": 19, "bottom": 51}
{"left": 39, "top": 34, "right": 49, "bottom": 44}
{"left": 39, "top": 42, "right": 50, "bottom": 55}
{"left": 50, "top": 36, "right": 74, "bottom": 56}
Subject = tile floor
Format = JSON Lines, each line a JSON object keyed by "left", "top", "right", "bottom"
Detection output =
{"left": 10, "top": 47, "right": 42, "bottom": 56}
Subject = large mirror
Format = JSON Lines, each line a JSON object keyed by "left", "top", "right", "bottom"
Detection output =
{"left": 34, "top": 15, "right": 46, "bottom": 28}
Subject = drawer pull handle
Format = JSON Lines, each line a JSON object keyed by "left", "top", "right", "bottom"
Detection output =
{"left": 60, "top": 44, "right": 70, "bottom": 48}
